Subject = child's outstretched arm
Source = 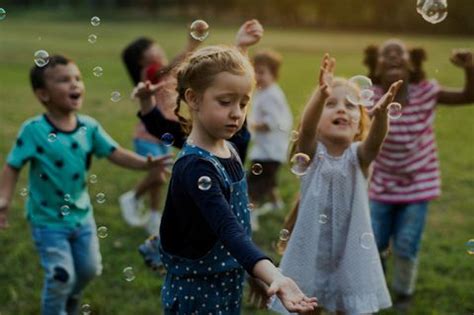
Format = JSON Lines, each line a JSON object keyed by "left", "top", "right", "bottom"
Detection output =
{"left": 235, "top": 19, "right": 264, "bottom": 54}
{"left": 297, "top": 53, "right": 334, "bottom": 160}
{"left": 357, "top": 80, "right": 403, "bottom": 173}
{"left": 438, "top": 49, "right": 474, "bottom": 105}
{"left": 0, "top": 165, "right": 20, "bottom": 229}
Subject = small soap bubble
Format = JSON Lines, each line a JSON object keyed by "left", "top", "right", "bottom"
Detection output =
{"left": 110, "top": 91, "right": 121, "bottom": 102}
{"left": 318, "top": 214, "right": 328, "bottom": 224}
{"left": 466, "top": 239, "right": 474, "bottom": 255}
{"left": 64, "top": 194, "right": 71, "bottom": 202}
{"left": 20, "top": 188, "right": 28, "bottom": 197}
{"left": 79, "top": 126, "right": 88, "bottom": 135}
{"left": 290, "top": 130, "right": 299, "bottom": 142}
{"left": 97, "top": 226, "right": 108, "bottom": 238}
{"left": 388, "top": 102, "right": 403, "bottom": 120}
{"left": 96, "top": 193, "right": 106, "bottom": 204}
{"left": 81, "top": 303, "right": 91, "bottom": 315}
{"left": 161, "top": 133, "right": 174, "bottom": 146}
{"left": 347, "top": 75, "right": 373, "bottom": 105}
{"left": 198, "top": 176, "right": 212, "bottom": 191}
{"left": 123, "top": 266, "right": 136, "bottom": 282}
{"left": 279, "top": 229, "right": 290, "bottom": 241}
{"left": 88, "top": 34, "right": 97, "bottom": 44}
{"left": 251, "top": 163, "right": 263, "bottom": 176}
{"left": 92, "top": 66, "right": 103, "bottom": 77}
{"left": 90, "top": 16, "right": 101, "bottom": 26}
{"left": 34, "top": 50, "right": 50, "bottom": 67}
{"left": 0, "top": 8, "right": 7, "bottom": 21}
{"left": 248, "top": 203, "right": 255, "bottom": 211}
{"left": 416, "top": 0, "right": 426, "bottom": 14}
{"left": 290, "top": 153, "right": 311, "bottom": 176}
{"left": 190, "top": 19, "right": 209, "bottom": 41}
{"left": 47, "top": 133, "right": 57, "bottom": 142}
{"left": 360, "top": 232, "right": 374, "bottom": 250}
{"left": 420, "top": 0, "right": 448, "bottom": 24}
{"left": 89, "top": 174, "right": 98, "bottom": 184}
{"left": 60, "top": 205, "right": 70, "bottom": 216}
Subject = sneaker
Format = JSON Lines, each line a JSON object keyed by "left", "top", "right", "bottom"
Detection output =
{"left": 273, "top": 199, "right": 285, "bottom": 211}
{"left": 138, "top": 235, "right": 163, "bottom": 271}
{"left": 251, "top": 212, "right": 260, "bottom": 231}
{"left": 146, "top": 211, "right": 162, "bottom": 235}
{"left": 119, "top": 191, "right": 146, "bottom": 227}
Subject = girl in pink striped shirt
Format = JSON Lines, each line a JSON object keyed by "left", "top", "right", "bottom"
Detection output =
{"left": 363, "top": 39, "right": 474, "bottom": 311}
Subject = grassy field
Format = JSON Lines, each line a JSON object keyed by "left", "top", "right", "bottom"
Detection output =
{"left": 0, "top": 10, "right": 473, "bottom": 315}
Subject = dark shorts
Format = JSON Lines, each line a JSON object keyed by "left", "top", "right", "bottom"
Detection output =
{"left": 247, "top": 160, "right": 281, "bottom": 203}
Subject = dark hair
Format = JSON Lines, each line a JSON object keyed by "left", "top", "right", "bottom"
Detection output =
{"left": 252, "top": 49, "right": 283, "bottom": 79}
{"left": 363, "top": 43, "right": 427, "bottom": 84}
{"left": 122, "top": 37, "right": 154, "bottom": 85}
{"left": 30, "top": 55, "right": 72, "bottom": 91}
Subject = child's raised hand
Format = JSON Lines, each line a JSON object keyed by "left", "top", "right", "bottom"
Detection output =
{"left": 131, "top": 81, "right": 166, "bottom": 100}
{"left": 268, "top": 275, "right": 318, "bottom": 312}
{"left": 146, "top": 154, "right": 173, "bottom": 185}
{"left": 316, "top": 53, "right": 335, "bottom": 101}
{"left": 450, "top": 49, "right": 474, "bottom": 69}
{"left": 369, "top": 80, "right": 403, "bottom": 117}
{"left": 235, "top": 19, "right": 264, "bottom": 49}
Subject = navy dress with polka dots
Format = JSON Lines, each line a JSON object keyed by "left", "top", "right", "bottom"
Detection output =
{"left": 160, "top": 142, "right": 252, "bottom": 314}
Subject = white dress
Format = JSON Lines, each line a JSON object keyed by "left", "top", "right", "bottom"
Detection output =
{"left": 271, "top": 142, "right": 392, "bottom": 314}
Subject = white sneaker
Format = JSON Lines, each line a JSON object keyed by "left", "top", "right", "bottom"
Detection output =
{"left": 119, "top": 191, "right": 146, "bottom": 227}
{"left": 146, "top": 211, "right": 162, "bottom": 235}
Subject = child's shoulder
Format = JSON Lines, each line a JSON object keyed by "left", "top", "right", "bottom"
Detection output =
{"left": 76, "top": 114, "right": 100, "bottom": 127}
{"left": 18, "top": 114, "right": 45, "bottom": 132}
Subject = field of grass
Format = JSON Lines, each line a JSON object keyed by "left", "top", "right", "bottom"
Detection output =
{"left": 0, "top": 9, "right": 473, "bottom": 315}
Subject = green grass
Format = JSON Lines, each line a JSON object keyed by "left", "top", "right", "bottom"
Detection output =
{"left": 0, "top": 11, "right": 473, "bottom": 315}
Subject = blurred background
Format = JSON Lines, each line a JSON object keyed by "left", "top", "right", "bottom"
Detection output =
{"left": 0, "top": 1, "right": 473, "bottom": 314}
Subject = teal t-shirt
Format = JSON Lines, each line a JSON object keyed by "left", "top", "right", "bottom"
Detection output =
{"left": 7, "top": 114, "right": 118, "bottom": 227}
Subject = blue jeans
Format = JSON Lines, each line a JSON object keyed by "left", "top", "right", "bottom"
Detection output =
{"left": 370, "top": 200, "right": 429, "bottom": 260}
{"left": 31, "top": 218, "right": 102, "bottom": 315}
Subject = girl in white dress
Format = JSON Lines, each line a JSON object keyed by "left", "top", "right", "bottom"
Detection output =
{"left": 271, "top": 54, "right": 403, "bottom": 315}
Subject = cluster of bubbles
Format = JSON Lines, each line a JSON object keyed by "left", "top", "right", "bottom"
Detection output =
{"left": 416, "top": 0, "right": 448, "bottom": 24}
{"left": 190, "top": 20, "right": 209, "bottom": 41}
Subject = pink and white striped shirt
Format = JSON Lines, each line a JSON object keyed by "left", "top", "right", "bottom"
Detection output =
{"left": 369, "top": 80, "right": 441, "bottom": 203}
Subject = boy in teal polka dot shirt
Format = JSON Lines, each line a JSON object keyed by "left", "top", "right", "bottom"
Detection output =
{"left": 0, "top": 55, "right": 171, "bottom": 315}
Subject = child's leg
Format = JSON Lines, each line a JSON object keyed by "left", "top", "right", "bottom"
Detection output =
{"left": 392, "top": 202, "right": 429, "bottom": 296}
{"left": 68, "top": 220, "right": 102, "bottom": 314}
{"left": 369, "top": 200, "right": 396, "bottom": 272}
{"left": 31, "top": 226, "right": 77, "bottom": 315}
{"left": 146, "top": 182, "right": 163, "bottom": 235}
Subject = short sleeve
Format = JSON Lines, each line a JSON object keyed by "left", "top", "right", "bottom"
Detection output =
{"left": 6, "top": 122, "right": 35, "bottom": 170}
{"left": 91, "top": 123, "right": 119, "bottom": 158}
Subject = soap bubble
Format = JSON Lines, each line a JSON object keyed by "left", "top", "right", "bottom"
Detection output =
{"left": 96, "top": 193, "right": 106, "bottom": 204}
{"left": 290, "top": 153, "right": 311, "bottom": 176}
{"left": 388, "top": 102, "right": 402, "bottom": 120}
{"left": 251, "top": 163, "right": 263, "bottom": 176}
{"left": 190, "top": 20, "right": 209, "bottom": 41}
{"left": 34, "top": 50, "right": 50, "bottom": 67}
{"left": 88, "top": 34, "right": 97, "bottom": 44}
{"left": 47, "top": 133, "right": 57, "bottom": 142}
{"left": 420, "top": 0, "right": 448, "bottom": 24}
{"left": 360, "top": 232, "right": 374, "bottom": 250}
{"left": 198, "top": 176, "right": 212, "bottom": 191}
{"left": 123, "top": 266, "right": 136, "bottom": 282}
{"left": 92, "top": 66, "right": 103, "bottom": 77}
{"left": 110, "top": 91, "right": 121, "bottom": 102}
{"left": 91, "top": 16, "right": 101, "bottom": 26}
{"left": 0, "top": 8, "right": 7, "bottom": 21}
{"left": 161, "top": 133, "right": 174, "bottom": 147}
{"left": 97, "top": 226, "right": 108, "bottom": 238}
{"left": 279, "top": 229, "right": 290, "bottom": 241}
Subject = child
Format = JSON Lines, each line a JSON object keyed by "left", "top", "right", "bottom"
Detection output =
{"left": 135, "top": 45, "right": 318, "bottom": 314}
{"left": 270, "top": 54, "right": 403, "bottom": 315}
{"left": 120, "top": 33, "right": 201, "bottom": 235}
{"left": 0, "top": 55, "right": 171, "bottom": 315}
{"left": 363, "top": 39, "right": 474, "bottom": 310}
{"left": 136, "top": 19, "right": 263, "bottom": 164}
{"left": 247, "top": 50, "right": 292, "bottom": 230}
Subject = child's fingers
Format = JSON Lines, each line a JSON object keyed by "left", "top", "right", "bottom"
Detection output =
{"left": 329, "top": 57, "right": 336, "bottom": 73}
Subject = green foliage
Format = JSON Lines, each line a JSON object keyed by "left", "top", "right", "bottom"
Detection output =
{"left": 0, "top": 13, "right": 473, "bottom": 315}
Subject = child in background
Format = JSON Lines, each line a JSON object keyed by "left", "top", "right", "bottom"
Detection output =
{"left": 248, "top": 50, "right": 292, "bottom": 230}
{"left": 135, "top": 45, "right": 318, "bottom": 314}
{"left": 120, "top": 33, "right": 201, "bottom": 235}
{"left": 270, "top": 54, "right": 402, "bottom": 315}
{"left": 135, "top": 19, "right": 263, "bottom": 164}
{"left": 0, "top": 55, "right": 171, "bottom": 315}
{"left": 363, "top": 39, "right": 474, "bottom": 310}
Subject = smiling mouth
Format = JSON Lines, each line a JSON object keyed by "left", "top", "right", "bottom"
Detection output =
{"left": 333, "top": 118, "right": 349, "bottom": 126}
{"left": 69, "top": 92, "right": 81, "bottom": 100}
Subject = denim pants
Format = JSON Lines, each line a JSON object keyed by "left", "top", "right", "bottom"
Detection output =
{"left": 370, "top": 200, "right": 429, "bottom": 295}
{"left": 31, "top": 218, "right": 102, "bottom": 315}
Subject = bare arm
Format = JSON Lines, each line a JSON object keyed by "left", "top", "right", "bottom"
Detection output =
{"left": 0, "top": 165, "right": 21, "bottom": 229}
{"left": 357, "top": 80, "right": 403, "bottom": 173}
{"left": 438, "top": 49, "right": 474, "bottom": 105}
{"left": 108, "top": 147, "right": 172, "bottom": 170}
{"left": 297, "top": 54, "right": 334, "bottom": 160}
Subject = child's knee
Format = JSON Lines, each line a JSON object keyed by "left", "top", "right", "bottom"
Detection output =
{"left": 46, "top": 265, "right": 76, "bottom": 295}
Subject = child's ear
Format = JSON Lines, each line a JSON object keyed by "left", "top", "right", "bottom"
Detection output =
{"left": 184, "top": 88, "right": 200, "bottom": 111}
{"left": 34, "top": 88, "right": 50, "bottom": 104}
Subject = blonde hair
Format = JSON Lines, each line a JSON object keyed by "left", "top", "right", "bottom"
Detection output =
{"left": 174, "top": 45, "right": 255, "bottom": 134}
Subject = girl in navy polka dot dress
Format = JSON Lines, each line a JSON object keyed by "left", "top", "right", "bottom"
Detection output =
{"left": 134, "top": 45, "right": 318, "bottom": 314}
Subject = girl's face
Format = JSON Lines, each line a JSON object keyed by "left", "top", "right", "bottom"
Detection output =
{"left": 191, "top": 72, "right": 253, "bottom": 141}
{"left": 141, "top": 44, "right": 168, "bottom": 68}
{"left": 317, "top": 85, "right": 361, "bottom": 144}
{"left": 377, "top": 40, "right": 410, "bottom": 84}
